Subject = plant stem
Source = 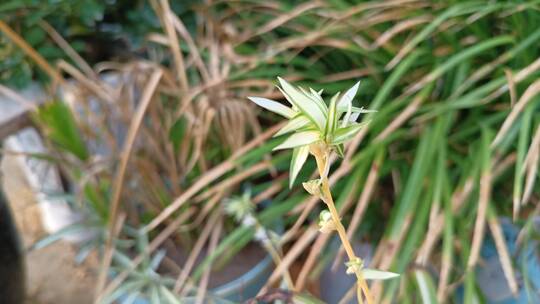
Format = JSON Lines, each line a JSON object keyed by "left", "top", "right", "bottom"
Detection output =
{"left": 258, "top": 223, "right": 295, "bottom": 289}
{"left": 315, "top": 150, "right": 373, "bottom": 304}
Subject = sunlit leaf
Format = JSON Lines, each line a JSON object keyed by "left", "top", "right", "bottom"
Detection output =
{"left": 290, "top": 145, "right": 310, "bottom": 188}
{"left": 351, "top": 107, "right": 377, "bottom": 113}
{"left": 300, "top": 86, "right": 327, "bottom": 115}
{"left": 248, "top": 96, "right": 295, "bottom": 118}
{"left": 348, "top": 112, "right": 360, "bottom": 123}
{"left": 330, "top": 122, "right": 369, "bottom": 145}
{"left": 337, "top": 80, "right": 360, "bottom": 111}
{"left": 362, "top": 268, "right": 400, "bottom": 280}
{"left": 274, "top": 131, "right": 319, "bottom": 151}
{"left": 275, "top": 115, "right": 312, "bottom": 137}
{"left": 325, "top": 92, "right": 340, "bottom": 138}
{"left": 278, "top": 77, "right": 327, "bottom": 130}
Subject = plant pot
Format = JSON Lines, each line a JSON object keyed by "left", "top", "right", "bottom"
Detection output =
{"left": 0, "top": 186, "right": 26, "bottom": 303}
{"left": 116, "top": 242, "right": 274, "bottom": 304}
{"left": 461, "top": 217, "right": 540, "bottom": 303}
{"left": 185, "top": 252, "right": 274, "bottom": 304}
{"left": 210, "top": 248, "right": 274, "bottom": 301}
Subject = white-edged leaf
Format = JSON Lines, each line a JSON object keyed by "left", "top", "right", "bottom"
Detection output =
{"left": 274, "top": 115, "right": 312, "bottom": 137}
{"left": 341, "top": 91, "right": 353, "bottom": 128}
{"left": 309, "top": 87, "right": 325, "bottom": 104}
{"left": 362, "top": 268, "right": 400, "bottom": 280}
{"left": 309, "top": 88, "right": 320, "bottom": 96}
{"left": 325, "top": 92, "right": 340, "bottom": 137}
{"left": 343, "top": 107, "right": 375, "bottom": 125}
{"left": 331, "top": 122, "right": 368, "bottom": 145}
{"left": 351, "top": 106, "right": 377, "bottom": 113}
{"left": 337, "top": 81, "right": 360, "bottom": 111}
{"left": 273, "top": 131, "right": 320, "bottom": 150}
{"left": 348, "top": 112, "right": 360, "bottom": 123}
{"left": 278, "top": 77, "right": 327, "bottom": 130}
{"left": 290, "top": 145, "right": 310, "bottom": 188}
{"left": 248, "top": 96, "right": 295, "bottom": 118}
{"left": 300, "top": 87, "right": 327, "bottom": 115}
{"left": 288, "top": 83, "right": 327, "bottom": 116}
{"left": 276, "top": 85, "right": 295, "bottom": 106}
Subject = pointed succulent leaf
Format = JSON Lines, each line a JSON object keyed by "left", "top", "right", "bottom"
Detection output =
{"left": 331, "top": 122, "right": 369, "bottom": 145}
{"left": 309, "top": 87, "right": 325, "bottom": 105}
{"left": 341, "top": 91, "right": 353, "bottom": 128}
{"left": 278, "top": 77, "right": 327, "bottom": 130}
{"left": 290, "top": 145, "right": 310, "bottom": 188}
{"left": 337, "top": 81, "right": 360, "bottom": 111}
{"left": 348, "top": 112, "right": 360, "bottom": 123}
{"left": 342, "top": 107, "right": 375, "bottom": 127}
{"left": 276, "top": 86, "right": 295, "bottom": 107}
{"left": 362, "top": 269, "right": 400, "bottom": 280}
{"left": 325, "top": 92, "right": 340, "bottom": 138}
{"left": 351, "top": 106, "right": 377, "bottom": 113}
{"left": 299, "top": 86, "right": 327, "bottom": 115}
{"left": 248, "top": 97, "right": 295, "bottom": 118}
{"left": 274, "top": 115, "right": 312, "bottom": 137}
{"left": 273, "top": 131, "right": 320, "bottom": 151}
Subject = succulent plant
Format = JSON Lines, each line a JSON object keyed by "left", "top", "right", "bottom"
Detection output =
{"left": 249, "top": 77, "right": 398, "bottom": 304}
{"left": 248, "top": 77, "right": 373, "bottom": 188}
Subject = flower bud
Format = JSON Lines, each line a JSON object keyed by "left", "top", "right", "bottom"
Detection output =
{"left": 345, "top": 257, "right": 364, "bottom": 275}
{"left": 318, "top": 210, "right": 336, "bottom": 233}
{"left": 303, "top": 179, "right": 322, "bottom": 196}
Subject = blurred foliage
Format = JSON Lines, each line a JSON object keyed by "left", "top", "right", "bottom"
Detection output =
{"left": 0, "top": 0, "right": 197, "bottom": 87}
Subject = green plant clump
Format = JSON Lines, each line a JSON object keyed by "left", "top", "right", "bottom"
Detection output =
{"left": 250, "top": 77, "right": 399, "bottom": 304}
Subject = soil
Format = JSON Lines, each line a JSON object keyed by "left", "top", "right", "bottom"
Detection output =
{"left": 1, "top": 155, "right": 97, "bottom": 304}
